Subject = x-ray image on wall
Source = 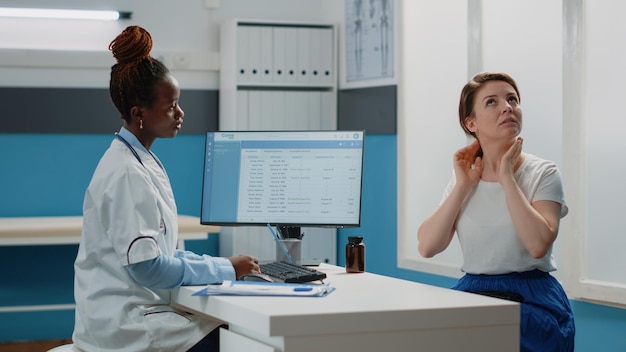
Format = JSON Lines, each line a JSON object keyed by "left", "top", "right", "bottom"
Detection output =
{"left": 344, "top": 0, "right": 394, "bottom": 83}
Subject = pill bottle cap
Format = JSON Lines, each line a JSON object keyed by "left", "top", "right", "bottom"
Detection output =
{"left": 347, "top": 236, "right": 363, "bottom": 244}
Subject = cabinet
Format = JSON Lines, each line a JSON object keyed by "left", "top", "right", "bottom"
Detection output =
{"left": 218, "top": 19, "right": 339, "bottom": 264}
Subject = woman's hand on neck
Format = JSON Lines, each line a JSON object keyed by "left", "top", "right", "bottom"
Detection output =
{"left": 478, "top": 137, "right": 524, "bottom": 182}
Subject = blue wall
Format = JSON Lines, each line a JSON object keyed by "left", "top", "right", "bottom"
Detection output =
{"left": 1, "top": 133, "right": 625, "bottom": 351}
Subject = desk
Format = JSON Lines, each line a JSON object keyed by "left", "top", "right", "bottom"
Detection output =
{"left": 0, "top": 215, "right": 219, "bottom": 249}
{"left": 172, "top": 264, "right": 520, "bottom": 352}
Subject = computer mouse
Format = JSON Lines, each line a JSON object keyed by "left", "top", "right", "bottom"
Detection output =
{"left": 239, "top": 273, "right": 274, "bottom": 283}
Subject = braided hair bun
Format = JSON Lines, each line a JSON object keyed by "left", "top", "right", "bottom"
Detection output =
{"left": 108, "top": 26, "right": 169, "bottom": 121}
{"left": 109, "top": 25, "right": 153, "bottom": 65}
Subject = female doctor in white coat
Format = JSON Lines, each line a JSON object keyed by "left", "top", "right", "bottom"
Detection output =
{"left": 72, "top": 26, "right": 260, "bottom": 352}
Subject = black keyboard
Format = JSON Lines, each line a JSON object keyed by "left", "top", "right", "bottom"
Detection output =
{"left": 259, "top": 261, "right": 327, "bottom": 283}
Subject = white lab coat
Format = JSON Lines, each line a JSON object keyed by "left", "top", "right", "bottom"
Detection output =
{"left": 73, "top": 136, "right": 218, "bottom": 352}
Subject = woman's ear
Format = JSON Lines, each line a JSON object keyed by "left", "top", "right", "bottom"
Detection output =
{"left": 130, "top": 106, "right": 143, "bottom": 124}
{"left": 465, "top": 116, "right": 477, "bottom": 133}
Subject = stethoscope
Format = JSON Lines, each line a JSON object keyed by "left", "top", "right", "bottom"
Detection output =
{"left": 115, "top": 132, "right": 168, "bottom": 238}
{"left": 115, "top": 132, "right": 164, "bottom": 171}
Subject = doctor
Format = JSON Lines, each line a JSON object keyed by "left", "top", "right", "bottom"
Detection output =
{"left": 72, "top": 26, "right": 260, "bottom": 352}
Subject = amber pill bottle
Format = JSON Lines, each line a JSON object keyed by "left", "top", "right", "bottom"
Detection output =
{"left": 346, "top": 236, "right": 365, "bottom": 273}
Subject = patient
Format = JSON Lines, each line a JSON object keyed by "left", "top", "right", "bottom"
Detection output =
{"left": 417, "top": 72, "right": 575, "bottom": 351}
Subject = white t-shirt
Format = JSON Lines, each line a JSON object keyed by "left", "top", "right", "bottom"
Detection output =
{"left": 444, "top": 153, "right": 568, "bottom": 275}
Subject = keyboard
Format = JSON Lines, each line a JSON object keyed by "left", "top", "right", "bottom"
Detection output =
{"left": 259, "top": 261, "right": 327, "bottom": 283}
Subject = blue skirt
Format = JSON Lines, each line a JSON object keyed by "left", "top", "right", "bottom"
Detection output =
{"left": 452, "top": 270, "right": 575, "bottom": 352}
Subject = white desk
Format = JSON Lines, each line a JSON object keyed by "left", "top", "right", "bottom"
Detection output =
{"left": 0, "top": 215, "right": 219, "bottom": 249}
{"left": 172, "top": 264, "right": 520, "bottom": 352}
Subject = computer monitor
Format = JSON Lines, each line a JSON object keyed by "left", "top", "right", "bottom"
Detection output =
{"left": 200, "top": 130, "right": 364, "bottom": 237}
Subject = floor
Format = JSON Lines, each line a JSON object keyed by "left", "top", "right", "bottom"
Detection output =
{"left": 0, "top": 339, "right": 72, "bottom": 352}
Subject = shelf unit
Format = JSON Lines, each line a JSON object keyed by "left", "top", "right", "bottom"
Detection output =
{"left": 218, "top": 19, "right": 339, "bottom": 264}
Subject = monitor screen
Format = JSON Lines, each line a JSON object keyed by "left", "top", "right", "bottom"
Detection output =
{"left": 200, "top": 130, "right": 364, "bottom": 228}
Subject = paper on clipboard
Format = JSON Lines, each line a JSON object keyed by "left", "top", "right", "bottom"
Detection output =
{"left": 193, "top": 281, "right": 335, "bottom": 297}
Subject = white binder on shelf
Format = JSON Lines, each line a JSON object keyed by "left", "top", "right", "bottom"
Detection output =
{"left": 309, "top": 28, "right": 322, "bottom": 85}
{"left": 296, "top": 28, "right": 311, "bottom": 84}
{"left": 250, "top": 90, "right": 274, "bottom": 129}
{"left": 297, "top": 91, "right": 313, "bottom": 129}
{"left": 247, "top": 26, "right": 262, "bottom": 83}
{"left": 320, "top": 28, "right": 334, "bottom": 86}
{"left": 247, "top": 90, "right": 262, "bottom": 129}
{"left": 284, "top": 28, "right": 299, "bottom": 85}
{"left": 282, "top": 91, "right": 297, "bottom": 130}
{"left": 271, "top": 91, "right": 286, "bottom": 127}
{"left": 283, "top": 91, "right": 309, "bottom": 130}
{"left": 321, "top": 91, "right": 336, "bottom": 130}
{"left": 272, "top": 26, "right": 287, "bottom": 84}
{"left": 308, "top": 92, "right": 322, "bottom": 129}
{"left": 261, "top": 90, "right": 275, "bottom": 128}
{"left": 259, "top": 26, "right": 274, "bottom": 84}
{"left": 236, "top": 90, "right": 249, "bottom": 129}
{"left": 236, "top": 25, "right": 250, "bottom": 84}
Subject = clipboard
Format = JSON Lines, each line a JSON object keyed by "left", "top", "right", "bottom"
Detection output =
{"left": 193, "top": 281, "right": 335, "bottom": 297}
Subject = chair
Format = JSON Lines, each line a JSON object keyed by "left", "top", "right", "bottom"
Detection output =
{"left": 47, "top": 344, "right": 74, "bottom": 352}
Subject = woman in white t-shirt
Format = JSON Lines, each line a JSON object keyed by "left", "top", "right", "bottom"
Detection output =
{"left": 417, "top": 72, "right": 575, "bottom": 351}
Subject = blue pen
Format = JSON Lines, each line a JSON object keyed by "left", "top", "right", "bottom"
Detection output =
{"left": 266, "top": 223, "right": 295, "bottom": 264}
{"left": 293, "top": 287, "right": 313, "bottom": 292}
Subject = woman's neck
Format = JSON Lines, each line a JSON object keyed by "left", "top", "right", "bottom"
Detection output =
{"left": 479, "top": 141, "right": 525, "bottom": 182}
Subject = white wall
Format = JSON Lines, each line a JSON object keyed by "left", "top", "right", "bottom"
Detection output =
{"left": 0, "top": 0, "right": 342, "bottom": 89}
{"left": 564, "top": 0, "right": 626, "bottom": 304}
{"left": 397, "top": 0, "right": 469, "bottom": 277}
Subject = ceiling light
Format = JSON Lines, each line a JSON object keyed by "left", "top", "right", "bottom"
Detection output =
{"left": 0, "top": 7, "right": 132, "bottom": 21}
